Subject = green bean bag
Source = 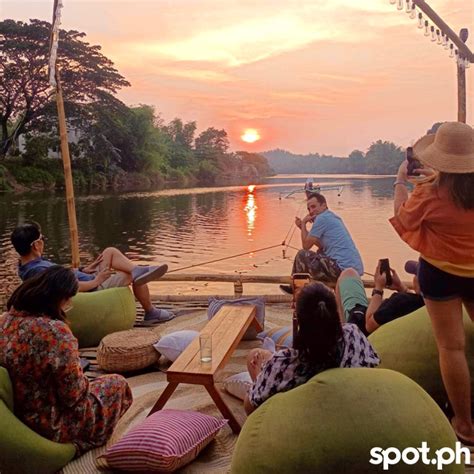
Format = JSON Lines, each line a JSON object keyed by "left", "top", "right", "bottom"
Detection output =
{"left": 232, "top": 368, "right": 460, "bottom": 474}
{"left": 0, "top": 367, "right": 76, "bottom": 474}
{"left": 368, "top": 306, "right": 473, "bottom": 407}
{"left": 68, "top": 287, "right": 136, "bottom": 348}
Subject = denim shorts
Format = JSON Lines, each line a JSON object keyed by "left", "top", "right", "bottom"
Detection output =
{"left": 418, "top": 258, "right": 474, "bottom": 301}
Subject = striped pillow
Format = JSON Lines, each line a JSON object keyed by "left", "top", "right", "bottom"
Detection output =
{"left": 100, "top": 410, "right": 227, "bottom": 472}
{"left": 258, "top": 326, "right": 293, "bottom": 349}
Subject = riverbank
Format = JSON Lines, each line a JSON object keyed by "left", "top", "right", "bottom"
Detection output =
{"left": 0, "top": 157, "right": 272, "bottom": 193}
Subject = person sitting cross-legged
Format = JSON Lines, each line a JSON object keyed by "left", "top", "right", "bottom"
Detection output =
{"left": 280, "top": 193, "right": 364, "bottom": 294}
{"left": 10, "top": 221, "right": 174, "bottom": 324}
{"left": 244, "top": 282, "right": 380, "bottom": 415}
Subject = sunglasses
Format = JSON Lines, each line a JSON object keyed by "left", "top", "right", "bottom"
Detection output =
{"left": 30, "top": 235, "right": 45, "bottom": 247}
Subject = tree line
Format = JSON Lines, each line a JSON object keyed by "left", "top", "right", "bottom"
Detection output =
{"left": 0, "top": 19, "right": 271, "bottom": 190}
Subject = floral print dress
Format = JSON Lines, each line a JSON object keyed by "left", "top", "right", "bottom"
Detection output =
{"left": 249, "top": 323, "right": 380, "bottom": 409}
{"left": 0, "top": 310, "right": 133, "bottom": 455}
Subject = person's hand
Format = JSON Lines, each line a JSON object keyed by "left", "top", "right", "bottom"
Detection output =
{"left": 414, "top": 165, "right": 436, "bottom": 178}
{"left": 83, "top": 254, "right": 104, "bottom": 273}
{"left": 397, "top": 160, "right": 409, "bottom": 183}
{"left": 387, "top": 269, "right": 407, "bottom": 292}
{"left": 295, "top": 216, "right": 303, "bottom": 229}
{"left": 250, "top": 351, "right": 268, "bottom": 372}
{"left": 302, "top": 214, "right": 314, "bottom": 225}
{"left": 94, "top": 267, "right": 112, "bottom": 285}
{"left": 374, "top": 261, "right": 387, "bottom": 291}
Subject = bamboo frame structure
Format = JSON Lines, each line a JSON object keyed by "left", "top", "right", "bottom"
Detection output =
{"left": 55, "top": 75, "right": 81, "bottom": 268}
{"left": 50, "top": 0, "right": 81, "bottom": 268}
{"left": 411, "top": 0, "right": 472, "bottom": 123}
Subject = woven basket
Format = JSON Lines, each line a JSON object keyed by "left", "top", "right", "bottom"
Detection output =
{"left": 97, "top": 328, "right": 160, "bottom": 373}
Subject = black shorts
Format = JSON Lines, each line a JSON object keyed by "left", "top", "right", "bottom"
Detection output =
{"left": 418, "top": 258, "right": 474, "bottom": 301}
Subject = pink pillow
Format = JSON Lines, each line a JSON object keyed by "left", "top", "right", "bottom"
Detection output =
{"left": 100, "top": 409, "right": 227, "bottom": 472}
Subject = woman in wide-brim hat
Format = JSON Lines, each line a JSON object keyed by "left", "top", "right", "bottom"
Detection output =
{"left": 390, "top": 121, "right": 474, "bottom": 445}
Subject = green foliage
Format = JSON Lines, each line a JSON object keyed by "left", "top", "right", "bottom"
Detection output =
{"left": 197, "top": 160, "right": 219, "bottom": 184}
{"left": 9, "top": 165, "right": 55, "bottom": 187}
{"left": 0, "top": 19, "right": 129, "bottom": 157}
{"left": 1, "top": 19, "right": 272, "bottom": 189}
{"left": 237, "top": 151, "right": 274, "bottom": 176}
{"left": 0, "top": 165, "right": 12, "bottom": 191}
{"left": 263, "top": 141, "right": 404, "bottom": 175}
{"left": 22, "top": 135, "right": 57, "bottom": 165}
{"left": 164, "top": 118, "right": 196, "bottom": 169}
{"left": 195, "top": 127, "right": 229, "bottom": 162}
{"left": 365, "top": 140, "right": 404, "bottom": 174}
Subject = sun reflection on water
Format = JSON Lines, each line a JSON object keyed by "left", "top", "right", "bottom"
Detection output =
{"left": 244, "top": 186, "right": 257, "bottom": 238}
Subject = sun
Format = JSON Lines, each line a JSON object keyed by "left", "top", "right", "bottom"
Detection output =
{"left": 241, "top": 129, "right": 261, "bottom": 143}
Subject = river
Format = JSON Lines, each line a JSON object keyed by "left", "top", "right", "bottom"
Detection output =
{"left": 0, "top": 175, "right": 419, "bottom": 300}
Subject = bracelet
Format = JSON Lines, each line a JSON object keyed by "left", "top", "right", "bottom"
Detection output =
{"left": 393, "top": 180, "right": 408, "bottom": 188}
{"left": 372, "top": 289, "right": 384, "bottom": 297}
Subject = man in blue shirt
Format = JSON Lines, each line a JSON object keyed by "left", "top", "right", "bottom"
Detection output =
{"left": 11, "top": 221, "right": 174, "bottom": 324}
{"left": 281, "top": 193, "right": 364, "bottom": 293}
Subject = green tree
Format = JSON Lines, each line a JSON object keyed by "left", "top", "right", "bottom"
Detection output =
{"left": 195, "top": 127, "right": 229, "bottom": 162}
{"left": 237, "top": 151, "right": 273, "bottom": 176}
{"left": 163, "top": 118, "right": 196, "bottom": 168}
{"left": 0, "top": 19, "right": 130, "bottom": 157}
{"left": 365, "top": 140, "right": 404, "bottom": 174}
{"left": 347, "top": 149, "right": 366, "bottom": 173}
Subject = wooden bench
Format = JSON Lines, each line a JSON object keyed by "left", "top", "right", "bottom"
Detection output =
{"left": 148, "top": 305, "right": 262, "bottom": 433}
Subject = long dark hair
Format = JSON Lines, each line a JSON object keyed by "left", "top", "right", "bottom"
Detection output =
{"left": 7, "top": 266, "right": 78, "bottom": 321}
{"left": 293, "top": 282, "right": 343, "bottom": 368}
{"left": 438, "top": 172, "right": 474, "bottom": 210}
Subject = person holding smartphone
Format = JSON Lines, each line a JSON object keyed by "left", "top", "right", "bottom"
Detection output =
{"left": 391, "top": 122, "right": 474, "bottom": 445}
{"left": 336, "top": 260, "right": 424, "bottom": 335}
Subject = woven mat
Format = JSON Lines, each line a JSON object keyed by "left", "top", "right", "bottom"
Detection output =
{"left": 63, "top": 305, "right": 292, "bottom": 474}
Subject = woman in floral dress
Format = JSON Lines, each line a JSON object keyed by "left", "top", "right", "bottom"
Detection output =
{"left": 244, "top": 282, "right": 380, "bottom": 414}
{"left": 0, "top": 266, "right": 132, "bottom": 455}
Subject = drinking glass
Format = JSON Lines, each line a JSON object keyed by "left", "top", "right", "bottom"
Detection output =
{"left": 200, "top": 333, "right": 212, "bottom": 363}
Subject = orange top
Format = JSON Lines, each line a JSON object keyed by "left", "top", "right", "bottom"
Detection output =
{"left": 390, "top": 181, "right": 474, "bottom": 265}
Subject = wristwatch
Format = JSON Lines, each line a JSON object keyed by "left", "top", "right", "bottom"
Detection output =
{"left": 372, "top": 289, "right": 384, "bottom": 297}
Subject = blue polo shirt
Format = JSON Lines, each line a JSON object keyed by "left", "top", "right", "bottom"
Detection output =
{"left": 18, "top": 257, "right": 94, "bottom": 282}
{"left": 309, "top": 210, "right": 364, "bottom": 275}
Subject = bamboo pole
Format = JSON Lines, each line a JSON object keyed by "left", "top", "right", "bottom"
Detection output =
{"left": 458, "top": 61, "right": 467, "bottom": 123}
{"left": 413, "top": 1, "right": 473, "bottom": 62}
{"left": 457, "top": 29, "right": 468, "bottom": 123}
{"left": 55, "top": 73, "right": 81, "bottom": 268}
{"left": 157, "top": 273, "right": 414, "bottom": 291}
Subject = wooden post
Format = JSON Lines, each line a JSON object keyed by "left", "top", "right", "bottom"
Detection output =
{"left": 457, "top": 28, "right": 469, "bottom": 123}
{"left": 458, "top": 61, "right": 467, "bottom": 123}
{"left": 55, "top": 73, "right": 81, "bottom": 268}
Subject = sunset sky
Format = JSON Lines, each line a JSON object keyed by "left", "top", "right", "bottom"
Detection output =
{"left": 3, "top": 0, "right": 473, "bottom": 155}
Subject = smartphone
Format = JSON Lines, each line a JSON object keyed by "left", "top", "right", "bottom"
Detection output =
{"left": 379, "top": 258, "right": 392, "bottom": 287}
{"left": 406, "top": 146, "right": 422, "bottom": 176}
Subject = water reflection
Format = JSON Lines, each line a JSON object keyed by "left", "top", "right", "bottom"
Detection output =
{"left": 0, "top": 176, "right": 419, "bottom": 300}
{"left": 244, "top": 186, "right": 257, "bottom": 239}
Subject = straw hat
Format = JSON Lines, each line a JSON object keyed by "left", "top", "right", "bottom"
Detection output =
{"left": 413, "top": 122, "right": 474, "bottom": 173}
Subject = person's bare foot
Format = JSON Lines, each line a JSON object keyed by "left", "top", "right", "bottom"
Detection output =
{"left": 451, "top": 417, "right": 474, "bottom": 446}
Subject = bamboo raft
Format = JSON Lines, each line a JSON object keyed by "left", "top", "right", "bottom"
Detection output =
{"left": 154, "top": 273, "right": 413, "bottom": 302}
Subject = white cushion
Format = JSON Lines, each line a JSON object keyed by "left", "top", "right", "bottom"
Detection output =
{"left": 223, "top": 372, "right": 253, "bottom": 400}
{"left": 154, "top": 330, "right": 199, "bottom": 362}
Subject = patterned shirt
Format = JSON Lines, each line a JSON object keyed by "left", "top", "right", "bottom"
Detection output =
{"left": 249, "top": 324, "right": 380, "bottom": 408}
{"left": 0, "top": 310, "right": 132, "bottom": 454}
